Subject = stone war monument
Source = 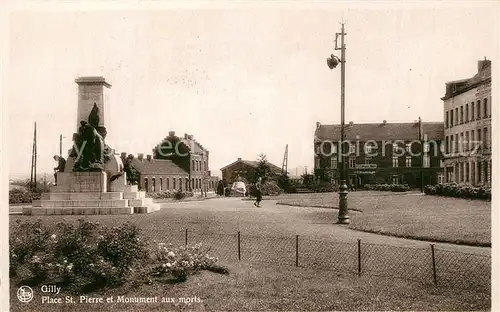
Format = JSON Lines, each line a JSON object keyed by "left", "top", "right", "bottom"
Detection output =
{"left": 24, "top": 77, "right": 160, "bottom": 215}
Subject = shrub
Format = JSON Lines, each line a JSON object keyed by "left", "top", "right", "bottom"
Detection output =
{"left": 9, "top": 189, "right": 43, "bottom": 204}
{"left": 248, "top": 181, "right": 283, "bottom": 197}
{"left": 150, "top": 243, "right": 228, "bottom": 282}
{"left": 146, "top": 190, "right": 193, "bottom": 200}
{"left": 364, "top": 184, "right": 409, "bottom": 192}
{"left": 10, "top": 219, "right": 148, "bottom": 292}
{"left": 390, "top": 184, "right": 410, "bottom": 192}
{"left": 424, "top": 182, "right": 491, "bottom": 201}
{"left": 309, "top": 181, "right": 339, "bottom": 193}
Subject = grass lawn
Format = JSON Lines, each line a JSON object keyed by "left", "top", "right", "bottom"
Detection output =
{"left": 276, "top": 192, "right": 491, "bottom": 246}
{"left": 9, "top": 261, "right": 490, "bottom": 311}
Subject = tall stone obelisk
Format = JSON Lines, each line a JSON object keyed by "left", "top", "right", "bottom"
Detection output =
{"left": 75, "top": 76, "right": 112, "bottom": 131}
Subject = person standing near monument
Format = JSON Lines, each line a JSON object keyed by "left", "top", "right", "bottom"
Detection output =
{"left": 53, "top": 155, "right": 66, "bottom": 185}
{"left": 254, "top": 177, "right": 263, "bottom": 207}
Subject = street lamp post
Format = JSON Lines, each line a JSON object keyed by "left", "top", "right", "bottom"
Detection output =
{"left": 327, "top": 23, "right": 350, "bottom": 224}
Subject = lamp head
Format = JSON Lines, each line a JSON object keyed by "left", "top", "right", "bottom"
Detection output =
{"left": 327, "top": 54, "right": 339, "bottom": 69}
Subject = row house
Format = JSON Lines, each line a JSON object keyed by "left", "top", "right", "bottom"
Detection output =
{"left": 442, "top": 59, "right": 492, "bottom": 186}
{"left": 313, "top": 120, "right": 444, "bottom": 189}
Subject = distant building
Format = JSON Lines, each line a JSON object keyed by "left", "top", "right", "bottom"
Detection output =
{"left": 220, "top": 157, "right": 282, "bottom": 185}
{"left": 123, "top": 131, "right": 219, "bottom": 193}
{"left": 314, "top": 120, "right": 445, "bottom": 189}
{"left": 441, "top": 59, "right": 492, "bottom": 186}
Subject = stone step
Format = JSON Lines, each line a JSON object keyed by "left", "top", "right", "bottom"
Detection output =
{"left": 41, "top": 192, "right": 124, "bottom": 201}
{"left": 123, "top": 191, "right": 146, "bottom": 200}
{"left": 112, "top": 185, "right": 139, "bottom": 193}
{"left": 37, "top": 199, "right": 129, "bottom": 208}
{"left": 23, "top": 207, "right": 134, "bottom": 215}
{"left": 128, "top": 198, "right": 153, "bottom": 207}
{"left": 133, "top": 204, "right": 160, "bottom": 214}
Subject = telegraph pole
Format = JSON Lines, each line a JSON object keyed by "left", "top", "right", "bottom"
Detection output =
{"left": 59, "top": 134, "right": 63, "bottom": 157}
{"left": 30, "top": 122, "right": 37, "bottom": 192}
{"left": 337, "top": 23, "right": 350, "bottom": 224}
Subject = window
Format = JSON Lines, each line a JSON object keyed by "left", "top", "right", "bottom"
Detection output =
{"left": 166, "top": 178, "right": 170, "bottom": 189}
{"left": 191, "top": 178, "right": 194, "bottom": 189}
{"left": 471, "top": 130, "right": 475, "bottom": 152}
{"left": 314, "top": 157, "right": 320, "bottom": 168}
{"left": 477, "top": 162, "right": 482, "bottom": 182}
{"left": 392, "top": 176, "right": 400, "bottom": 185}
{"left": 460, "top": 133, "right": 464, "bottom": 152}
{"left": 349, "top": 157, "right": 356, "bottom": 168}
{"left": 484, "top": 98, "right": 488, "bottom": 117}
{"left": 364, "top": 143, "right": 375, "bottom": 155}
{"left": 471, "top": 102, "right": 475, "bottom": 120}
{"left": 349, "top": 143, "right": 356, "bottom": 154}
{"left": 445, "top": 136, "right": 449, "bottom": 154}
{"left": 365, "top": 157, "right": 372, "bottom": 165}
{"left": 450, "top": 135, "right": 454, "bottom": 153}
{"left": 186, "top": 178, "right": 189, "bottom": 190}
{"left": 405, "top": 143, "right": 412, "bottom": 153}
{"left": 173, "top": 178, "right": 176, "bottom": 189}
{"left": 330, "top": 156, "right": 337, "bottom": 169}
{"left": 445, "top": 111, "right": 449, "bottom": 128}
{"left": 477, "top": 100, "right": 481, "bottom": 119}
{"left": 483, "top": 127, "right": 488, "bottom": 149}
{"left": 405, "top": 156, "right": 411, "bottom": 167}
{"left": 392, "top": 157, "right": 398, "bottom": 167}
{"left": 465, "top": 104, "right": 469, "bottom": 123}
{"left": 460, "top": 106, "right": 463, "bottom": 124}
{"left": 465, "top": 163, "right": 469, "bottom": 182}
{"left": 160, "top": 178, "right": 163, "bottom": 191}
{"left": 392, "top": 143, "right": 398, "bottom": 153}
{"left": 477, "top": 129, "right": 482, "bottom": 151}
{"left": 423, "top": 155, "right": 430, "bottom": 168}
{"left": 192, "top": 160, "right": 195, "bottom": 170}
{"left": 179, "top": 178, "right": 182, "bottom": 190}
{"left": 455, "top": 107, "right": 459, "bottom": 125}
{"left": 455, "top": 134, "right": 459, "bottom": 152}
{"left": 460, "top": 163, "right": 464, "bottom": 182}
{"left": 423, "top": 142, "right": 430, "bottom": 153}
{"left": 144, "top": 178, "right": 149, "bottom": 192}
{"left": 450, "top": 110, "right": 454, "bottom": 127}
{"left": 465, "top": 132, "right": 469, "bottom": 151}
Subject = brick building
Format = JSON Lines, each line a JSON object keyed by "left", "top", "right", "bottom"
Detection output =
{"left": 220, "top": 158, "right": 281, "bottom": 185}
{"left": 314, "top": 120, "right": 445, "bottom": 189}
{"left": 124, "top": 131, "right": 219, "bottom": 193}
{"left": 442, "top": 59, "right": 492, "bottom": 186}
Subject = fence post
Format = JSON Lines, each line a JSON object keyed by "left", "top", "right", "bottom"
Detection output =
{"left": 295, "top": 235, "right": 299, "bottom": 267}
{"left": 431, "top": 244, "right": 437, "bottom": 286}
{"left": 185, "top": 229, "right": 188, "bottom": 246}
{"left": 357, "top": 239, "right": 362, "bottom": 275}
{"left": 238, "top": 231, "right": 241, "bottom": 261}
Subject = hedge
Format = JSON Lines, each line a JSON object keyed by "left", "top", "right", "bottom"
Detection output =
{"left": 9, "top": 189, "right": 43, "bottom": 204}
{"left": 424, "top": 183, "right": 491, "bottom": 200}
{"left": 146, "top": 190, "right": 194, "bottom": 200}
{"left": 364, "top": 184, "right": 410, "bottom": 192}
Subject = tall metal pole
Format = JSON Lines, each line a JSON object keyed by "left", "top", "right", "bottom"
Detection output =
{"left": 34, "top": 122, "right": 37, "bottom": 192}
{"left": 419, "top": 117, "right": 424, "bottom": 192}
{"left": 337, "top": 23, "right": 350, "bottom": 224}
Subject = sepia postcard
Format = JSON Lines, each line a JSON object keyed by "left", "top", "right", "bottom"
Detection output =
{"left": 1, "top": 1, "right": 498, "bottom": 311}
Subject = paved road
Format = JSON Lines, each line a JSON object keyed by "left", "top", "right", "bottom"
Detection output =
{"left": 158, "top": 197, "right": 490, "bottom": 256}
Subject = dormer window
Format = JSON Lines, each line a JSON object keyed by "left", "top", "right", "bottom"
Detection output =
{"left": 452, "top": 84, "right": 457, "bottom": 93}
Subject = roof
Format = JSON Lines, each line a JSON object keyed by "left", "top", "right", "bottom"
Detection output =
{"left": 220, "top": 159, "right": 282, "bottom": 172}
{"left": 442, "top": 60, "right": 491, "bottom": 100}
{"left": 131, "top": 158, "right": 188, "bottom": 175}
{"left": 315, "top": 122, "right": 444, "bottom": 142}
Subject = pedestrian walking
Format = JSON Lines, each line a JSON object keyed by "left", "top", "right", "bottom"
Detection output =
{"left": 254, "top": 177, "right": 263, "bottom": 207}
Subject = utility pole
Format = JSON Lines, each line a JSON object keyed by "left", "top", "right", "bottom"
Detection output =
{"left": 30, "top": 122, "right": 37, "bottom": 192}
{"left": 327, "top": 23, "right": 350, "bottom": 224}
{"left": 282, "top": 144, "right": 288, "bottom": 174}
{"left": 419, "top": 117, "right": 424, "bottom": 192}
{"left": 59, "top": 134, "right": 63, "bottom": 157}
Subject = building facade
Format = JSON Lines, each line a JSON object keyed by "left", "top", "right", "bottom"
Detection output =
{"left": 442, "top": 59, "right": 492, "bottom": 186}
{"left": 220, "top": 158, "right": 281, "bottom": 185}
{"left": 314, "top": 121, "right": 444, "bottom": 189}
{"left": 124, "top": 131, "right": 219, "bottom": 193}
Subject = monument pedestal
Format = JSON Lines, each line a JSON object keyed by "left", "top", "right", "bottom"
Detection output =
{"left": 24, "top": 172, "right": 160, "bottom": 215}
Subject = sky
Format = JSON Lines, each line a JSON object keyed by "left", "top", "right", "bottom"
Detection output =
{"left": 4, "top": 1, "right": 499, "bottom": 179}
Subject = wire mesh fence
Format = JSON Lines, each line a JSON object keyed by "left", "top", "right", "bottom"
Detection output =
{"left": 144, "top": 229, "right": 490, "bottom": 292}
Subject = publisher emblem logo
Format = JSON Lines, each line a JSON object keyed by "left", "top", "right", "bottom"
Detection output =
{"left": 17, "top": 286, "right": 34, "bottom": 303}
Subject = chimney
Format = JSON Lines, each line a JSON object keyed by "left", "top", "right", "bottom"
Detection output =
{"left": 138, "top": 153, "right": 144, "bottom": 161}
{"left": 316, "top": 122, "right": 321, "bottom": 128}
{"left": 382, "top": 120, "right": 387, "bottom": 126}
{"left": 168, "top": 131, "right": 175, "bottom": 137}
{"left": 237, "top": 157, "right": 242, "bottom": 161}
{"left": 146, "top": 155, "right": 152, "bottom": 161}
{"left": 184, "top": 133, "right": 188, "bottom": 139}
{"left": 349, "top": 121, "right": 353, "bottom": 127}
{"left": 478, "top": 58, "right": 491, "bottom": 72}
